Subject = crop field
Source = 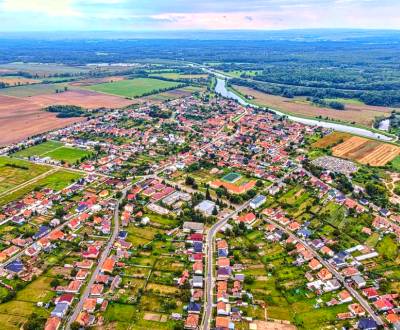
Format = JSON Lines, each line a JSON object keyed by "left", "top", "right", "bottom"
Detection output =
{"left": 0, "top": 63, "right": 89, "bottom": 77}
{"left": 312, "top": 132, "right": 352, "bottom": 148}
{"left": 150, "top": 72, "right": 208, "bottom": 79}
{"left": 0, "top": 82, "right": 74, "bottom": 97}
{"left": 29, "top": 89, "right": 135, "bottom": 109}
{"left": 0, "top": 76, "right": 41, "bottom": 85}
{"left": 86, "top": 78, "right": 182, "bottom": 98}
{"left": 141, "top": 86, "right": 204, "bottom": 103}
{"left": 233, "top": 85, "right": 394, "bottom": 126}
{"left": 0, "top": 94, "right": 84, "bottom": 146}
{"left": 332, "top": 136, "right": 400, "bottom": 166}
{"left": 0, "top": 157, "right": 50, "bottom": 194}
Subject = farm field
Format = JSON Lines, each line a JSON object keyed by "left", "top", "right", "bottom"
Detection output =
{"left": 0, "top": 62, "right": 89, "bottom": 77}
{"left": 150, "top": 72, "right": 208, "bottom": 79}
{"left": 0, "top": 156, "right": 51, "bottom": 194}
{"left": 0, "top": 94, "right": 84, "bottom": 146}
{"left": 141, "top": 86, "right": 204, "bottom": 103}
{"left": 0, "top": 82, "right": 74, "bottom": 97}
{"left": 0, "top": 169, "right": 81, "bottom": 206}
{"left": 0, "top": 76, "right": 41, "bottom": 85}
{"left": 13, "top": 141, "right": 63, "bottom": 158}
{"left": 86, "top": 78, "right": 182, "bottom": 98}
{"left": 29, "top": 89, "right": 135, "bottom": 109}
{"left": 232, "top": 85, "right": 394, "bottom": 127}
{"left": 332, "top": 136, "right": 400, "bottom": 166}
{"left": 312, "top": 132, "right": 352, "bottom": 148}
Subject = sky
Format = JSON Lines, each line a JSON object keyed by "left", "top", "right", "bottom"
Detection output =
{"left": 0, "top": 0, "right": 399, "bottom": 32}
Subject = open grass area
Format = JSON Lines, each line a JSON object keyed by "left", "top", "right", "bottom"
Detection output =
{"left": 86, "top": 78, "right": 182, "bottom": 98}
{"left": 0, "top": 169, "right": 81, "bottom": 206}
{"left": 0, "top": 156, "right": 50, "bottom": 194}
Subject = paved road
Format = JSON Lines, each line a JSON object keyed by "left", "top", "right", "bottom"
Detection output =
{"left": 264, "top": 217, "right": 384, "bottom": 326}
{"left": 202, "top": 200, "right": 251, "bottom": 330}
{"left": 65, "top": 189, "right": 127, "bottom": 329}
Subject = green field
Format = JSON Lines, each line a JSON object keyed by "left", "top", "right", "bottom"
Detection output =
{"left": 0, "top": 63, "right": 88, "bottom": 76}
{"left": 86, "top": 78, "right": 182, "bottom": 98}
{"left": 0, "top": 157, "right": 50, "bottom": 194}
{"left": 13, "top": 141, "right": 63, "bottom": 158}
{"left": 150, "top": 72, "right": 208, "bottom": 80}
{"left": 222, "top": 172, "right": 242, "bottom": 183}
{"left": 0, "top": 82, "right": 74, "bottom": 97}
{"left": 0, "top": 170, "right": 82, "bottom": 206}
{"left": 14, "top": 141, "right": 92, "bottom": 164}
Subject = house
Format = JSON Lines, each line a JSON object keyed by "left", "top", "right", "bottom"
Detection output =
{"left": 308, "top": 258, "right": 322, "bottom": 271}
{"left": 215, "top": 316, "right": 232, "bottom": 330}
{"left": 217, "top": 267, "right": 231, "bottom": 280}
{"left": 317, "top": 268, "right": 333, "bottom": 281}
{"left": 185, "top": 314, "right": 199, "bottom": 329}
{"left": 188, "top": 301, "right": 201, "bottom": 314}
{"left": 235, "top": 213, "right": 256, "bottom": 226}
{"left": 192, "top": 275, "right": 203, "bottom": 288}
{"left": 362, "top": 287, "right": 379, "bottom": 300}
{"left": 321, "top": 246, "right": 334, "bottom": 257}
{"left": 76, "top": 311, "right": 95, "bottom": 327}
{"left": 373, "top": 298, "right": 393, "bottom": 312}
{"left": 83, "top": 298, "right": 97, "bottom": 313}
{"left": 183, "top": 222, "right": 204, "bottom": 233}
{"left": 102, "top": 257, "right": 115, "bottom": 274}
{"left": 352, "top": 275, "right": 366, "bottom": 288}
{"left": 249, "top": 194, "right": 266, "bottom": 209}
{"left": 194, "top": 200, "right": 217, "bottom": 216}
{"left": 5, "top": 259, "right": 24, "bottom": 274}
{"left": 338, "top": 290, "right": 353, "bottom": 303}
{"left": 90, "top": 284, "right": 104, "bottom": 296}
{"left": 349, "top": 303, "right": 366, "bottom": 316}
{"left": 44, "top": 317, "right": 61, "bottom": 330}
{"left": 193, "top": 261, "right": 203, "bottom": 275}
{"left": 217, "top": 301, "right": 229, "bottom": 315}
{"left": 65, "top": 280, "right": 83, "bottom": 294}
{"left": 357, "top": 318, "right": 378, "bottom": 330}
{"left": 55, "top": 294, "right": 74, "bottom": 305}
{"left": 51, "top": 302, "right": 69, "bottom": 318}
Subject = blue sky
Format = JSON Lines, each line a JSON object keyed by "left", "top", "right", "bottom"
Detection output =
{"left": 0, "top": 0, "right": 399, "bottom": 31}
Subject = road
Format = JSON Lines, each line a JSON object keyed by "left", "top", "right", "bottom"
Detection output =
{"left": 202, "top": 200, "right": 251, "bottom": 330}
{"left": 264, "top": 217, "right": 384, "bottom": 326}
{"left": 65, "top": 188, "right": 127, "bottom": 329}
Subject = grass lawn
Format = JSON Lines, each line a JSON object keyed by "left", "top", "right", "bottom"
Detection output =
{"left": 15, "top": 276, "right": 55, "bottom": 303}
{"left": 104, "top": 303, "right": 137, "bottom": 323}
{"left": 13, "top": 141, "right": 63, "bottom": 158}
{"left": 0, "top": 157, "right": 50, "bottom": 194}
{"left": 86, "top": 78, "right": 182, "bottom": 98}
{"left": 389, "top": 155, "right": 400, "bottom": 172}
{"left": 0, "top": 169, "right": 81, "bottom": 206}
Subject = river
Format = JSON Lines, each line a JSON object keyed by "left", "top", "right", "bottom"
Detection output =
{"left": 212, "top": 74, "right": 394, "bottom": 142}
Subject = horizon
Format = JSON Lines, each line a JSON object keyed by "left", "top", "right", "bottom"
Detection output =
{"left": 0, "top": 0, "right": 400, "bottom": 32}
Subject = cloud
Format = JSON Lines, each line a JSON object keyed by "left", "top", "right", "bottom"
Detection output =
{"left": 1, "top": 0, "right": 81, "bottom": 16}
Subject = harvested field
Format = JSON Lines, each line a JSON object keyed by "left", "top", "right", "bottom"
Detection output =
{"left": 0, "top": 82, "right": 74, "bottom": 97}
{"left": 29, "top": 89, "right": 136, "bottom": 109}
{"left": 313, "top": 132, "right": 352, "bottom": 148}
{"left": 332, "top": 136, "right": 400, "bottom": 166}
{"left": 233, "top": 85, "right": 395, "bottom": 127}
{"left": 253, "top": 320, "right": 296, "bottom": 330}
{"left": 0, "top": 95, "right": 84, "bottom": 146}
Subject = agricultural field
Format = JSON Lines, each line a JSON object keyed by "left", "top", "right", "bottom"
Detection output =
{"left": 0, "top": 82, "right": 74, "bottom": 97}
{"left": 0, "top": 156, "right": 51, "bottom": 194}
{"left": 150, "top": 72, "right": 208, "bottom": 80}
{"left": 141, "top": 86, "right": 203, "bottom": 103}
{"left": 312, "top": 132, "right": 352, "bottom": 149}
{"left": 13, "top": 141, "right": 63, "bottom": 158}
{"left": 232, "top": 85, "right": 394, "bottom": 127}
{"left": 86, "top": 78, "right": 183, "bottom": 98}
{"left": 332, "top": 136, "right": 400, "bottom": 166}
{"left": 0, "top": 62, "right": 89, "bottom": 77}
{"left": 226, "top": 70, "right": 262, "bottom": 78}
{"left": 0, "top": 76, "right": 41, "bottom": 86}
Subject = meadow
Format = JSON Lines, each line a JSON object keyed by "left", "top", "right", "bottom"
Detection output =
{"left": 86, "top": 78, "right": 182, "bottom": 98}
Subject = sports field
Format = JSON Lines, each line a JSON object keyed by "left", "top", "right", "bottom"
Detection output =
{"left": 222, "top": 172, "right": 242, "bottom": 183}
{"left": 86, "top": 78, "right": 182, "bottom": 98}
{"left": 14, "top": 141, "right": 92, "bottom": 164}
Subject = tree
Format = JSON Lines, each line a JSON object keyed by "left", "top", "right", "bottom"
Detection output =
{"left": 212, "top": 206, "right": 218, "bottom": 216}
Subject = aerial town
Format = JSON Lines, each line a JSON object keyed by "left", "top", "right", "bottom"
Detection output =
{"left": 0, "top": 74, "right": 399, "bottom": 330}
